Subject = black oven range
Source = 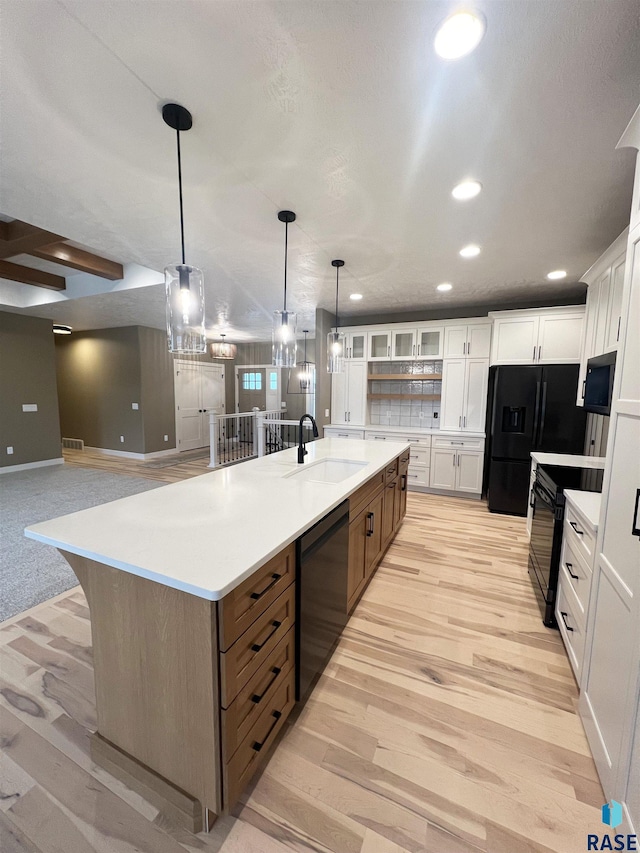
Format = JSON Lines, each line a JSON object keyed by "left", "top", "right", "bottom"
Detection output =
{"left": 528, "top": 464, "right": 603, "bottom": 627}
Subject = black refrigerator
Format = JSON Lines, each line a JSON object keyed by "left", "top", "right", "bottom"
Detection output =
{"left": 487, "top": 365, "right": 587, "bottom": 515}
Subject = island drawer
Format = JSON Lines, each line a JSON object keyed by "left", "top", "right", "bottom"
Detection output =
{"left": 560, "top": 535, "right": 591, "bottom": 618}
{"left": 221, "top": 627, "right": 295, "bottom": 760}
{"left": 385, "top": 459, "right": 398, "bottom": 483}
{"left": 349, "top": 470, "right": 385, "bottom": 519}
{"left": 218, "top": 544, "right": 295, "bottom": 651}
{"left": 220, "top": 584, "right": 295, "bottom": 708}
{"left": 223, "top": 667, "right": 295, "bottom": 808}
{"left": 564, "top": 503, "right": 596, "bottom": 567}
{"left": 399, "top": 450, "right": 410, "bottom": 474}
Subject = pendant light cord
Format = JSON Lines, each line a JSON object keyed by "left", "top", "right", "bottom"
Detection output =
{"left": 283, "top": 219, "right": 288, "bottom": 312}
{"left": 335, "top": 264, "right": 339, "bottom": 329}
{"left": 176, "top": 128, "right": 186, "bottom": 266}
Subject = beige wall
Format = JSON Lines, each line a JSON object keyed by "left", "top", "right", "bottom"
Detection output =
{"left": 0, "top": 312, "right": 62, "bottom": 468}
{"left": 139, "top": 327, "right": 176, "bottom": 452}
{"left": 56, "top": 327, "right": 145, "bottom": 453}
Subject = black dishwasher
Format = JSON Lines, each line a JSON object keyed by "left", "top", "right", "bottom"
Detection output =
{"left": 296, "top": 501, "right": 349, "bottom": 701}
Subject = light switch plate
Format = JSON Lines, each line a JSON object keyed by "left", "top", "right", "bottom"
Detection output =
{"left": 132, "top": 403, "right": 139, "bottom": 410}
{"left": 120, "top": 436, "right": 124, "bottom": 443}
{"left": 22, "top": 404, "right": 38, "bottom": 412}
{"left": 325, "top": 409, "right": 330, "bottom": 418}
{"left": 164, "top": 435, "right": 169, "bottom": 442}
{"left": 6, "top": 446, "right": 14, "bottom": 454}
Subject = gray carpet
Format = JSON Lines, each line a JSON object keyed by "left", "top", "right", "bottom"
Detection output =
{"left": 0, "top": 464, "right": 162, "bottom": 622}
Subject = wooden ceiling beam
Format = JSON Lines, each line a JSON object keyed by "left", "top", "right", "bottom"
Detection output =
{"left": 0, "top": 220, "right": 63, "bottom": 260}
{"left": 30, "top": 242, "right": 124, "bottom": 281}
{"left": 0, "top": 259, "right": 66, "bottom": 290}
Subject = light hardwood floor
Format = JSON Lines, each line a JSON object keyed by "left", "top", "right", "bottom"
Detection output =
{"left": 0, "top": 452, "right": 603, "bottom": 852}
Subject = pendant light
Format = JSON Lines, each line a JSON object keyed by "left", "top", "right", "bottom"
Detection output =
{"left": 162, "top": 103, "right": 206, "bottom": 354}
{"left": 272, "top": 210, "right": 297, "bottom": 367}
{"left": 287, "top": 329, "right": 315, "bottom": 394}
{"left": 209, "top": 333, "right": 237, "bottom": 360}
{"left": 327, "top": 259, "right": 346, "bottom": 373}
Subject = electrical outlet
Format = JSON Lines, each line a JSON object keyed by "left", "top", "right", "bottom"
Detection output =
{"left": 325, "top": 409, "right": 330, "bottom": 418}
{"left": 386, "top": 410, "right": 391, "bottom": 418}
{"left": 419, "top": 411, "right": 423, "bottom": 419}
{"left": 433, "top": 411, "right": 439, "bottom": 419}
{"left": 132, "top": 402, "right": 139, "bottom": 410}
{"left": 164, "top": 435, "right": 169, "bottom": 442}
{"left": 22, "top": 404, "right": 38, "bottom": 412}
{"left": 6, "top": 446, "right": 13, "bottom": 455}
{"left": 120, "top": 435, "right": 125, "bottom": 443}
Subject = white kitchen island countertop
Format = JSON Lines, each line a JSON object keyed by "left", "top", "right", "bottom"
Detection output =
{"left": 530, "top": 452, "right": 606, "bottom": 469}
{"left": 25, "top": 438, "right": 407, "bottom": 601}
{"left": 564, "top": 489, "right": 602, "bottom": 530}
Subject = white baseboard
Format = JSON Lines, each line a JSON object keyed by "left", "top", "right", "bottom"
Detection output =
{"left": 0, "top": 457, "right": 65, "bottom": 474}
{"left": 84, "top": 446, "right": 179, "bottom": 461}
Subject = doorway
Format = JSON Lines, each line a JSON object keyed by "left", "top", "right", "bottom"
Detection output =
{"left": 174, "top": 361, "right": 225, "bottom": 451}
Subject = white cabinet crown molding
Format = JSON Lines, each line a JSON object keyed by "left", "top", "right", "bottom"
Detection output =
{"left": 580, "top": 229, "right": 629, "bottom": 287}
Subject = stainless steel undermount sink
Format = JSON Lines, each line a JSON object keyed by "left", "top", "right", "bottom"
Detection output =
{"left": 285, "top": 458, "right": 368, "bottom": 484}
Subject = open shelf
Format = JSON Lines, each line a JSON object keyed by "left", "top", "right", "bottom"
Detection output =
{"left": 367, "top": 393, "right": 441, "bottom": 401}
{"left": 368, "top": 373, "right": 442, "bottom": 381}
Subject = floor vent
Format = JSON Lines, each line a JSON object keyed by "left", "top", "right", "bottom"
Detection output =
{"left": 62, "top": 437, "right": 85, "bottom": 451}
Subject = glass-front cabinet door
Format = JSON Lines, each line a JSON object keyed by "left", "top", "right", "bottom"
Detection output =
{"left": 391, "top": 329, "right": 416, "bottom": 360}
{"left": 347, "top": 331, "right": 366, "bottom": 360}
{"left": 368, "top": 330, "right": 391, "bottom": 360}
{"left": 417, "top": 326, "right": 443, "bottom": 358}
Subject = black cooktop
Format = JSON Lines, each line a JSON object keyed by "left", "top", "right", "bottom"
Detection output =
{"left": 538, "top": 463, "right": 604, "bottom": 495}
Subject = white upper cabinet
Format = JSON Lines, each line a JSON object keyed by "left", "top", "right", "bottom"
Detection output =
{"left": 331, "top": 361, "right": 367, "bottom": 425}
{"left": 391, "top": 329, "right": 416, "bottom": 360}
{"left": 444, "top": 323, "right": 491, "bottom": 358}
{"left": 576, "top": 231, "right": 628, "bottom": 405}
{"left": 368, "top": 330, "right": 392, "bottom": 361}
{"left": 604, "top": 254, "right": 626, "bottom": 352}
{"left": 489, "top": 308, "right": 584, "bottom": 366}
{"left": 416, "top": 326, "right": 443, "bottom": 359}
{"left": 440, "top": 358, "right": 488, "bottom": 432}
{"left": 537, "top": 313, "right": 584, "bottom": 363}
{"left": 345, "top": 330, "right": 366, "bottom": 361}
{"left": 490, "top": 315, "right": 540, "bottom": 364}
{"left": 390, "top": 326, "right": 444, "bottom": 360}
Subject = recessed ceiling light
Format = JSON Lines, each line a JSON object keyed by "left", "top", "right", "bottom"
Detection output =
{"left": 459, "top": 244, "right": 481, "bottom": 258}
{"left": 547, "top": 270, "right": 567, "bottom": 280}
{"left": 452, "top": 180, "right": 482, "bottom": 200}
{"left": 349, "top": 293, "right": 363, "bottom": 301}
{"left": 437, "top": 283, "right": 453, "bottom": 292}
{"left": 434, "top": 11, "right": 485, "bottom": 60}
{"left": 53, "top": 324, "right": 72, "bottom": 335}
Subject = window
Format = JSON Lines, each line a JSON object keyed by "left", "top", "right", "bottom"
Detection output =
{"left": 269, "top": 371, "right": 278, "bottom": 391}
{"left": 242, "top": 372, "right": 262, "bottom": 391}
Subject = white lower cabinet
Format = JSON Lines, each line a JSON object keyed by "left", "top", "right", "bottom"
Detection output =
{"left": 430, "top": 448, "right": 456, "bottom": 490}
{"left": 429, "top": 438, "right": 484, "bottom": 494}
{"left": 324, "top": 428, "right": 365, "bottom": 440}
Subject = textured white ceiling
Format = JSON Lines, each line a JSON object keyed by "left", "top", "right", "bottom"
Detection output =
{"left": 1, "top": 0, "right": 639, "bottom": 338}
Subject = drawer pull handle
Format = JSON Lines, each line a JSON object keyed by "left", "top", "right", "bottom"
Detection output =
{"left": 251, "top": 620, "right": 282, "bottom": 652}
{"left": 560, "top": 611, "right": 574, "bottom": 633}
{"left": 252, "top": 710, "right": 282, "bottom": 752}
{"left": 401, "top": 474, "right": 407, "bottom": 492}
{"left": 251, "top": 667, "right": 281, "bottom": 703}
{"left": 569, "top": 521, "right": 584, "bottom": 536}
{"left": 366, "top": 512, "right": 374, "bottom": 537}
{"left": 250, "top": 574, "right": 281, "bottom": 600}
{"left": 566, "top": 562, "right": 580, "bottom": 581}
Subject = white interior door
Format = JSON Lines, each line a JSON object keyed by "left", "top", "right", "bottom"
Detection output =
{"left": 200, "top": 364, "right": 225, "bottom": 447}
{"left": 175, "top": 362, "right": 205, "bottom": 452}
